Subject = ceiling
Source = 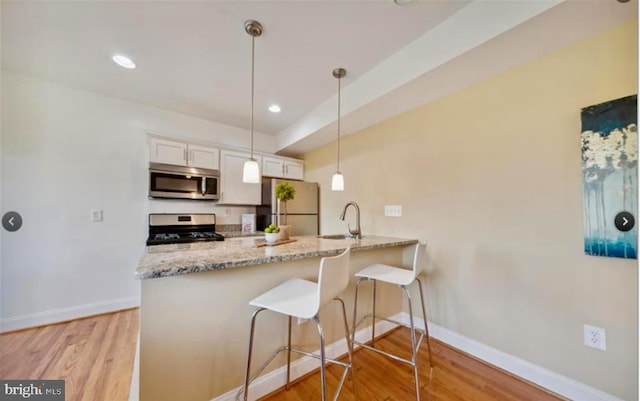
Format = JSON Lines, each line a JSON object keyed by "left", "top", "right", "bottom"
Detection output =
{"left": 1, "top": 1, "right": 637, "bottom": 156}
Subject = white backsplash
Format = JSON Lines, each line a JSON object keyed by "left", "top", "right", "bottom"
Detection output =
{"left": 147, "top": 199, "right": 256, "bottom": 225}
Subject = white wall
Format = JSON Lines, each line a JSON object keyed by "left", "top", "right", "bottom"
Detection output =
{"left": 0, "top": 71, "right": 275, "bottom": 332}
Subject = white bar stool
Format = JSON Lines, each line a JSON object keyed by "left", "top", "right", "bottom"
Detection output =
{"left": 351, "top": 242, "right": 433, "bottom": 401}
{"left": 237, "top": 247, "right": 357, "bottom": 401}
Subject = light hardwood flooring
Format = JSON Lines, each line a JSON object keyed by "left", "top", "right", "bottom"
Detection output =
{"left": 1, "top": 309, "right": 564, "bottom": 401}
{"left": 0, "top": 308, "right": 138, "bottom": 401}
{"left": 260, "top": 328, "right": 566, "bottom": 401}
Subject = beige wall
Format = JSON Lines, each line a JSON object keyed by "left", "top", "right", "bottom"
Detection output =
{"left": 303, "top": 21, "right": 638, "bottom": 400}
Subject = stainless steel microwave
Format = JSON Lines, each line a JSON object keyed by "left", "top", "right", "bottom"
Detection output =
{"left": 149, "top": 163, "right": 220, "bottom": 200}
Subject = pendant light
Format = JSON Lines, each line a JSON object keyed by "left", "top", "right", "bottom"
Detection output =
{"left": 331, "top": 68, "right": 346, "bottom": 191}
{"left": 242, "top": 20, "right": 263, "bottom": 184}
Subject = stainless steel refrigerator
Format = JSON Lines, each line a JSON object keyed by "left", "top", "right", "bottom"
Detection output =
{"left": 256, "top": 179, "right": 319, "bottom": 236}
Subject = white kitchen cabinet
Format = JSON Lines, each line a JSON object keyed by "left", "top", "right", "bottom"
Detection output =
{"left": 149, "top": 138, "right": 188, "bottom": 166}
{"left": 219, "top": 150, "right": 262, "bottom": 205}
{"left": 284, "top": 160, "right": 304, "bottom": 180}
{"left": 188, "top": 144, "right": 220, "bottom": 170}
{"left": 262, "top": 157, "right": 285, "bottom": 178}
{"left": 261, "top": 156, "right": 304, "bottom": 180}
{"left": 149, "top": 137, "right": 219, "bottom": 170}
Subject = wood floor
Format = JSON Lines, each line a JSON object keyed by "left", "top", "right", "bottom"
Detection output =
{"left": 260, "top": 328, "right": 566, "bottom": 401}
{"left": 0, "top": 309, "right": 564, "bottom": 401}
{"left": 0, "top": 308, "right": 138, "bottom": 401}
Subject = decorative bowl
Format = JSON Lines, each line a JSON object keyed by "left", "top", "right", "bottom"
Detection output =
{"left": 264, "top": 233, "right": 280, "bottom": 243}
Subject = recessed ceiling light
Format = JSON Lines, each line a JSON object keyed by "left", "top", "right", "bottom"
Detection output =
{"left": 268, "top": 104, "right": 281, "bottom": 113}
{"left": 112, "top": 54, "right": 136, "bottom": 69}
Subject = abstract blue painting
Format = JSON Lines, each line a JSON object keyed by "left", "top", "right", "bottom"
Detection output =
{"left": 582, "top": 95, "right": 637, "bottom": 259}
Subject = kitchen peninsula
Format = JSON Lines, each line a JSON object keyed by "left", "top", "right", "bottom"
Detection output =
{"left": 137, "top": 235, "right": 418, "bottom": 401}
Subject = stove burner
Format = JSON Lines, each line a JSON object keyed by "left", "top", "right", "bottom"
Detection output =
{"left": 154, "top": 233, "right": 181, "bottom": 240}
{"left": 146, "top": 214, "right": 225, "bottom": 246}
{"left": 188, "top": 232, "right": 222, "bottom": 238}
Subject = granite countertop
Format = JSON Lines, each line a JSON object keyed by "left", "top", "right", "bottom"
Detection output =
{"left": 136, "top": 235, "right": 418, "bottom": 280}
{"left": 220, "top": 231, "right": 264, "bottom": 238}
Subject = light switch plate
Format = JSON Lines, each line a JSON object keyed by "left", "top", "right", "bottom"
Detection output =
{"left": 91, "top": 210, "right": 103, "bottom": 222}
{"left": 384, "top": 205, "right": 402, "bottom": 217}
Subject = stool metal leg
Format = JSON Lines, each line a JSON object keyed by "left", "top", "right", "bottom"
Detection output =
{"left": 243, "top": 307, "right": 266, "bottom": 401}
{"left": 351, "top": 278, "right": 366, "bottom": 347}
{"left": 415, "top": 277, "right": 433, "bottom": 368}
{"left": 336, "top": 297, "right": 358, "bottom": 401}
{"left": 402, "top": 285, "right": 421, "bottom": 401}
{"left": 371, "top": 279, "right": 377, "bottom": 346}
{"left": 313, "top": 315, "right": 327, "bottom": 401}
{"left": 286, "top": 315, "right": 292, "bottom": 390}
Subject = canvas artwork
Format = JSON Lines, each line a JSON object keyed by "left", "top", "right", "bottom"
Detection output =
{"left": 581, "top": 94, "right": 638, "bottom": 259}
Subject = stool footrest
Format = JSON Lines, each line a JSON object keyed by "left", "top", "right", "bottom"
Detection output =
{"left": 290, "top": 347, "right": 351, "bottom": 401}
{"left": 352, "top": 313, "right": 426, "bottom": 359}
{"left": 290, "top": 347, "right": 351, "bottom": 369}
{"left": 351, "top": 340, "right": 416, "bottom": 366}
{"left": 235, "top": 345, "right": 352, "bottom": 401}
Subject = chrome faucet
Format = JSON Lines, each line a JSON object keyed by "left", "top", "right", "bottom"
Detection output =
{"left": 340, "top": 201, "right": 361, "bottom": 239}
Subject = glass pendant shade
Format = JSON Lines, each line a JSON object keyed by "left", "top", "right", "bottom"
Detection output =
{"left": 331, "top": 172, "right": 344, "bottom": 191}
{"left": 242, "top": 158, "right": 261, "bottom": 184}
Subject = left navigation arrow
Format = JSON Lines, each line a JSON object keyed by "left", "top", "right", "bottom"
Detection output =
{"left": 2, "top": 211, "right": 23, "bottom": 232}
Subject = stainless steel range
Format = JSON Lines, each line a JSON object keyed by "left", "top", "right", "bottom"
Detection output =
{"left": 146, "top": 213, "right": 225, "bottom": 246}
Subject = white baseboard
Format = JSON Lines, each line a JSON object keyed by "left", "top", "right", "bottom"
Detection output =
{"left": 210, "top": 318, "right": 399, "bottom": 401}
{"left": 0, "top": 297, "right": 140, "bottom": 333}
{"left": 393, "top": 312, "right": 624, "bottom": 401}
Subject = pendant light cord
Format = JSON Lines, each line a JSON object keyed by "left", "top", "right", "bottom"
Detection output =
{"left": 337, "top": 75, "right": 341, "bottom": 172}
{"left": 250, "top": 35, "right": 255, "bottom": 160}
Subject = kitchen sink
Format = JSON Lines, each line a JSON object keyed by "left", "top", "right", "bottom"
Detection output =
{"left": 318, "top": 234, "right": 364, "bottom": 240}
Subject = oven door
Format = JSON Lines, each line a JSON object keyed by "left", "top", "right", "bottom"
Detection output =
{"left": 149, "top": 164, "right": 219, "bottom": 200}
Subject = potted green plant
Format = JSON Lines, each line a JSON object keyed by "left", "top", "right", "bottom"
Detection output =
{"left": 275, "top": 181, "right": 296, "bottom": 240}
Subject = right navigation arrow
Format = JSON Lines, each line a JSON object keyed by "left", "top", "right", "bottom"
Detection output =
{"left": 614, "top": 212, "right": 635, "bottom": 232}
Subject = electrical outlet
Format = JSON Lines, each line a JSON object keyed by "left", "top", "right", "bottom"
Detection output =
{"left": 384, "top": 205, "right": 402, "bottom": 217}
{"left": 584, "top": 324, "right": 606, "bottom": 351}
{"left": 90, "top": 210, "right": 103, "bottom": 222}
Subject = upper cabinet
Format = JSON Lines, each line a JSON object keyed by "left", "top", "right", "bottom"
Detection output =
{"left": 149, "top": 137, "right": 188, "bottom": 166}
{"left": 219, "top": 150, "right": 262, "bottom": 205}
{"left": 187, "top": 144, "right": 220, "bottom": 170}
{"left": 284, "top": 160, "right": 304, "bottom": 180}
{"left": 149, "top": 137, "right": 219, "bottom": 170}
{"left": 262, "top": 156, "right": 304, "bottom": 180}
